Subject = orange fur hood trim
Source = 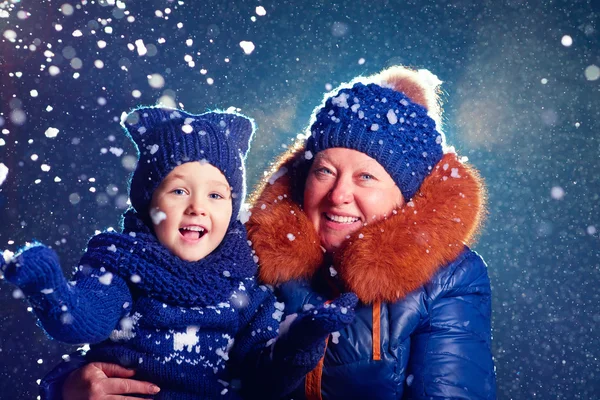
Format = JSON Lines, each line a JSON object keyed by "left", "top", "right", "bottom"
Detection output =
{"left": 246, "top": 145, "right": 486, "bottom": 304}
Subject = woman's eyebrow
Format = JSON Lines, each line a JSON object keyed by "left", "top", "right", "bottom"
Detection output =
{"left": 355, "top": 161, "right": 380, "bottom": 170}
{"left": 313, "top": 154, "right": 332, "bottom": 165}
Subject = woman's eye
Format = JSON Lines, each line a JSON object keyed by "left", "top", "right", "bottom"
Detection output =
{"left": 315, "top": 167, "right": 333, "bottom": 175}
{"left": 360, "top": 173, "right": 375, "bottom": 180}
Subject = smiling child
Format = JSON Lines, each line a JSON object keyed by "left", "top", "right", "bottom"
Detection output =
{"left": 1, "top": 107, "right": 357, "bottom": 399}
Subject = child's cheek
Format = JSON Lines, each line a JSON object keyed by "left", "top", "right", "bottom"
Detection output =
{"left": 149, "top": 207, "right": 168, "bottom": 226}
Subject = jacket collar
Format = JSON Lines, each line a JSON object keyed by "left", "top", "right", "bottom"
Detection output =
{"left": 247, "top": 143, "right": 486, "bottom": 304}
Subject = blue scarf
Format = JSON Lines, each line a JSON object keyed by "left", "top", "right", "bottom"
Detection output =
{"left": 82, "top": 209, "right": 257, "bottom": 307}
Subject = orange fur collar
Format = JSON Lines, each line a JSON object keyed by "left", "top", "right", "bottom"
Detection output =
{"left": 247, "top": 145, "right": 486, "bottom": 304}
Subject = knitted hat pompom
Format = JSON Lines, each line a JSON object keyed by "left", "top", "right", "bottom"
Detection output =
{"left": 121, "top": 107, "right": 255, "bottom": 222}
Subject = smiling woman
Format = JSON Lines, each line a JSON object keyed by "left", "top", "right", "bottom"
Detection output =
{"left": 304, "top": 148, "right": 403, "bottom": 252}
{"left": 246, "top": 65, "right": 496, "bottom": 399}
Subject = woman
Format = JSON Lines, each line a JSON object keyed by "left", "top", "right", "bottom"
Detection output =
{"left": 54, "top": 65, "right": 496, "bottom": 399}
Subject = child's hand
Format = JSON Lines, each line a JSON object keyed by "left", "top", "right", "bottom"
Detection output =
{"left": 274, "top": 292, "right": 358, "bottom": 365}
{"left": 2, "top": 244, "right": 64, "bottom": 293}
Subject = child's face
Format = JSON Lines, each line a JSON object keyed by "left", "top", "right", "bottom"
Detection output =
{"left": 149, "top": 161, "right": 233, "bottom": 262}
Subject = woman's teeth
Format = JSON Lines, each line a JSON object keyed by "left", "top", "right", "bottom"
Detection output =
{"left": 325, "top": 214, "right": 360, "bottom": 224}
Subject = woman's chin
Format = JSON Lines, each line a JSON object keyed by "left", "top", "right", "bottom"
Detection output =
{"left": 320, "top": 222, "right": 367, "bottom": 252}
{"left": 320, "top": 234, "right": 349, "bottom": 253}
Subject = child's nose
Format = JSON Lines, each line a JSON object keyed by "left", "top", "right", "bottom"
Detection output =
{"left": 186, "top": 199, "right": 207, "bottom": 216}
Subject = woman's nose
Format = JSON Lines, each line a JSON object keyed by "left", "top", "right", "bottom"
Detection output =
{"left": 328, "top": 178, "right": 353, "bottom": 205}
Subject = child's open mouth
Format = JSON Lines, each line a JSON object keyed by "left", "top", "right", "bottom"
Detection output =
{"left": 179, "top": 226, "right": 206, "bottom": 240}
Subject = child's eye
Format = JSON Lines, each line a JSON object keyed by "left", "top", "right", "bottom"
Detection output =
{"left": 171, "top": 188, "right": 187, "bottom": 195}
{"left": 209, "top": 193, "right": 224, "bottom": 200}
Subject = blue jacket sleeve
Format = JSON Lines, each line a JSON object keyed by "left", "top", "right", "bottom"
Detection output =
{"left": 2, "top": 244, "right": 132, "bottom": 344}
{"left": 405, "top": 250, "right": 497, "bottom": 400}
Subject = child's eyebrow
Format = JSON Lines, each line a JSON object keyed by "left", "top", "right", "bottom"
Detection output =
{"left": 208, "top": 180, "right": 231, "bottom": 192}
{"left": 165, "top": 174, "right": 230, "bottom": 192}
{"left": 167, "top": 173, "right": 187, "bottom": 182}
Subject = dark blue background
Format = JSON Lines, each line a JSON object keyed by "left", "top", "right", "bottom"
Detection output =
{"left": 1, "top": 0, "right": 598, "bottom": 398}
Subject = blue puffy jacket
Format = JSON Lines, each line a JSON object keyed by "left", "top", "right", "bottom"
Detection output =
{"left": 276, "top": 248, "right": 495, "bottom": 399}
{"left": 247, "top": 148, "right": 497, "bottom": 399}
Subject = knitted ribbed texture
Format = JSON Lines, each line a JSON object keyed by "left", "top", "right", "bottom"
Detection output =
{"left": 3, "top": 244, "right": 132, "bottom": 344}
{"left": 85, "top": 280, "right": 280, "bottom": 398}
{"left": 122, "top": 107, "right": 255, "bottom": 222}
{"left": 307, "top": 82, "right": 444, "bottom": 200}
{"left": 83, "top": 209, "right": 256, "bottom": 307}
{"left": 2, "top": 245, "right": 65, "bottom": 293}
{"left": 238, "top": 292, "right": 358, "bottom": 399}
{"left": 2, "top": 209, "right": 283, "bottom": 398}
{"left": 274, "top": 292, "right": 357, "bottom": 366}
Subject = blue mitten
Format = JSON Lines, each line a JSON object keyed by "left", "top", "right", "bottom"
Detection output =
{"left": 2, "top": 243, "right": 131, "bottom": 345}
{"left": 274, "top": 292, "right": 358, "bottom": 366}
{"left": 2, "top": 244, "right": 66, "bottom": 295}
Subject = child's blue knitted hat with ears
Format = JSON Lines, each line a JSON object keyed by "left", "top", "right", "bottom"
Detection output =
{"left": 307, "top": 80, "right": 444, "bottom": 201}
{"left": 121, "top": 106, "right": 255, "bottom": 224}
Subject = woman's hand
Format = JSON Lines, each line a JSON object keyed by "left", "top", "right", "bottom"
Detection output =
{"left": 62, "top": 362, "right": 160, "bottom": 400}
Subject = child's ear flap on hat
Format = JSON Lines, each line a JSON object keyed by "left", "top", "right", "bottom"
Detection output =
{"left": 231, "top": 114, "right": 255, "bottom": 157}
{"left": 201, "top": 112, "right": 255, "bottom": 157}
{"left": 120, "top": 106, "right": 173, "bottom": 149}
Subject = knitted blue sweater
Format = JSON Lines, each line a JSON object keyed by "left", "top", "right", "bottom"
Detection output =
{"left": 2, "top": 211, "right": 286, "bottom": 399}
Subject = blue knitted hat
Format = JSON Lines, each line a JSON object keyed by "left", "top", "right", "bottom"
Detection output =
{"left": 122, "top": 107, "right": 254, "bottom": 222}
{"left": 307, "top": 82, "right": 444, "bottom": 200}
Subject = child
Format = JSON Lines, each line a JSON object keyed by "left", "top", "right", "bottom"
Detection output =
{"left": 1, "top": 107, "right": 357, "bottom": 399}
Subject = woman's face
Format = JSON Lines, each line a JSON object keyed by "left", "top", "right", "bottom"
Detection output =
{"left": 303, "top": 148, "right": 404, "bottom": 252}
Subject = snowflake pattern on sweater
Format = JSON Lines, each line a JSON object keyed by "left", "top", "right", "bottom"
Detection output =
{"left": 86, "top": 278, "right": 281, "bottom": 398}
{"left": 2, "top": 213, "right": 283, "bottom": 399}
